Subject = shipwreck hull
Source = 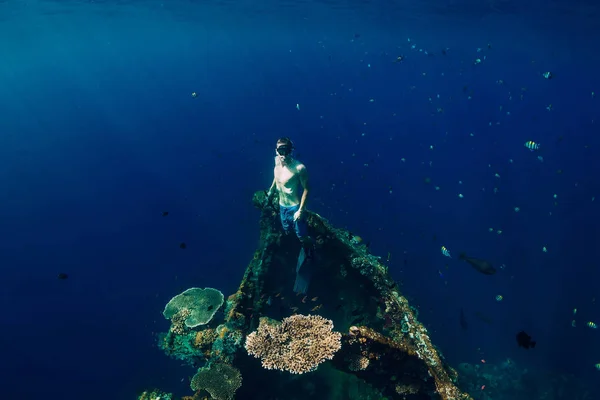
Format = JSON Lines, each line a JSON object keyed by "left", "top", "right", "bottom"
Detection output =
{"left": 160, "top": 191, "right": 473, "bottom": 400}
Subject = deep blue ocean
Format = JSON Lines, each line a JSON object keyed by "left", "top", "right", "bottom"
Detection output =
{"left": 1, "top": 0, "right": 599, "bottom": 399}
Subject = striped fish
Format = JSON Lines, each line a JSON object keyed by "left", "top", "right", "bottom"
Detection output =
{"left": 441, "top": 246, "right": 451, "bottom": 258}
{"left": 524, "top": 141, "right": 540, "bottom": 151}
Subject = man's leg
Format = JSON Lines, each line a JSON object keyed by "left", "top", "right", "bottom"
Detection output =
{"left": 293, "top": 209, "right": 315, "bottom": 294}
{"left": 294, "top": 213, "right": 314, "bottom": 258}
{"left": 280, "top": 206, "right": 292, "bottom": 234}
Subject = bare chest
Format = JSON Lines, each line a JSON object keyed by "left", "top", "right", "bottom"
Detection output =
{"left": 275, "top": 166, "right": 298, "bottom": 187}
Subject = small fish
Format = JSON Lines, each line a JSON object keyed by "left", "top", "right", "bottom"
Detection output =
{"left": 516, "top": 331, "right": 536, "bottom": 349}
{"left": 57, "top": 273, "right": 69, "bottom": 280}
{"left": 524, "top": 141, "right": 540, "bottom": 151}
{"left": 179, "top": 242, "right": 187, "bottom": 249}
{"left": 595, "top": 363, "right": 600, "bottom": 371}
{"left": 571, "top": 320, "right": 576, "bottom": 327}
{"left": 274, "top": 293, "right": 281, "bottom": 298}
{"left": 301, "top": 296, "right": 307, "bottom": 303}
{"left": 438, "top": 269, "right": 444, "bottom": 278}
{"left": 350, "top": 235, "right": 363, "bottom": 245}
{"left": 441, "top": 246, "right": 451, "bottom": 258}
{"left": 495, "top": 295, "right": 503, "bottom": 302}
{"left": 290, "top": 307, "right": 299, "bottom": 313}
{"left": 311, "top": 297, "right": 318, "bottom": 302}
{"left": 587, "top": 321, "right": 597, "bottom": 329}
{"left": 459, "top": 253, "right": 496, "bottom": 275}
{"left": 311, "top": 304, "right": 322, "bottom": 312}
{"left": 161, "top": 211, "right": 169, "bottom": 217}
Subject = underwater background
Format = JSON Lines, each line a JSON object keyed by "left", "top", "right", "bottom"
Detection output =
{"left": 1, "top": 0, "right": 599, "bottom": 398}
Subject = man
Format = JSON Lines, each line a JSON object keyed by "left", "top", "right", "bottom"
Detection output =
{"left": 266, "top": 137, "right": 313, "bottom": 293}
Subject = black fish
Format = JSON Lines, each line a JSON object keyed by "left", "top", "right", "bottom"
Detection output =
{"left": 459, "top": 308, "right": 468, "bottom": 330}
{"left": 206, "top": 305, "right": 214, "bottom": 312}
{"left": 57, "top": 273, "right": 68, "bottom": 280}
{"left": 179, "top": 242, "right": 187, "bottom": 249}
{"left": 161, "top": 211, "right": 169, "bottom": 217}
{"left": 516, "top": 331, "right": 536, "bottom": 349}
{"left": 458, "top": 253, "right": 496, "bottom": 275}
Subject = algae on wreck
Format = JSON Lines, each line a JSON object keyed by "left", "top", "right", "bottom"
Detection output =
{"left": 150, "top": 190, "right": 472, "bottom": 400}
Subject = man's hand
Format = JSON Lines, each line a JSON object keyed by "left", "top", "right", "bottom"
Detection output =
{"left": 293, "top": 209, "right": 302, "bottom": 221}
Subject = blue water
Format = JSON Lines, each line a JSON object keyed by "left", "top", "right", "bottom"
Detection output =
{"left": 1, "top": 0, "right": 599, "bottom": 399}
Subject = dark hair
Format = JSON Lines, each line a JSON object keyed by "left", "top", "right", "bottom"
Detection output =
{"left": 276, "top": 137, "right": 294, "bottom": 148}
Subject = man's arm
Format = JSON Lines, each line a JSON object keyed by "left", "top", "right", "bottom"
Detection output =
{"left": 267, "top": 176, "right": 276, "bottom": 196}
{"left": 297, "top": 165, "right": 309, "bottom": 212}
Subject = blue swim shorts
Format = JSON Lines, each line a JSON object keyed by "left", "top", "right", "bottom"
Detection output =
{"left": 279, "top": 204, "right": 307, "bottom": 239}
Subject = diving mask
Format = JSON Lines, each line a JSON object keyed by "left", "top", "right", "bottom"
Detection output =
{"left": 276, "top": 145, "right": 292, "bottom": 156}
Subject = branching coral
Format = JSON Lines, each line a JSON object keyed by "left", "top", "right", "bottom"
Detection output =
{"left": 346, "top": 354, "right": 370, "bottom": 371}
{"left": 194, "top": 329, "right": 217, "bottom": 348}
{"left": 170, "top": 308, "right": 192, "bottom": 335}
{"left": 244, "top": 314, "right": 342, "bottom": 374}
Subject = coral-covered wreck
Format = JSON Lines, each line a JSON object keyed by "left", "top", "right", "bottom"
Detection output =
{"left": 146, "top": 191, "right": 473, "bottom": 400}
